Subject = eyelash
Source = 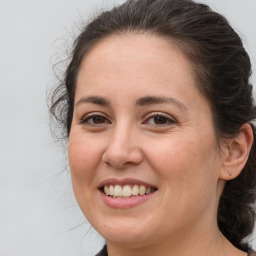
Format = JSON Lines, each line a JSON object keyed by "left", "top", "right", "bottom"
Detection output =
{"left": 143, "top": 112, "right": 176, "bottom": 126}
{"left": 80, "top": 112, "right": 111, "bottom": 126}
{"left": 79, "top": 112, "right": 176, "bottom": 127}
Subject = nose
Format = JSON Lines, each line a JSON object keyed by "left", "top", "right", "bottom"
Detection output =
{"left": 102, "top": 124, "right": 143, "bottom": 169}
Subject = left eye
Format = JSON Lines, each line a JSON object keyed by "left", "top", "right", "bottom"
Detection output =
{"left": 144, "top": 114, "right": 175, "bottom": 125}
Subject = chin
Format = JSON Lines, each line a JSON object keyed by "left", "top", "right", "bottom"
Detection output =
{"left": 94, "top": 215, "right": 157, "bottom": 245}
{"left": 101, "top": 229, "right": 152, "bottom": 246}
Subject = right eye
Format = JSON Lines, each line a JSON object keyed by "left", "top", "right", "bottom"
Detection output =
{"left": 80, "top": 113, "right": 111, "bottom": 126}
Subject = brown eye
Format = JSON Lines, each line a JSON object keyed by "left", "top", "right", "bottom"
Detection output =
{"left": 153, "top": 116, "right": 168, "bottom": 124}
{"left": 81, "top": 114, "right": 111, "bottom": 126}
{"left": 93, "top": 116, "right": 106, "bottom": 124}
{"left": 144, "top": 113, "right": 176, "bottom": 126}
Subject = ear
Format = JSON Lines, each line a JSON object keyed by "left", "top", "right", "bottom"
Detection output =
{"left": 219, "top": 123, "right": 254, "bottom": 181}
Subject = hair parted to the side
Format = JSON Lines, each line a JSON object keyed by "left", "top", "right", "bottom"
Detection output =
{"left": 50, "top": 0, "right": 256, "bottom": 251}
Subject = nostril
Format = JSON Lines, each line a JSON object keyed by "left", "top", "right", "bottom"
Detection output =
{"left": 102, "top": 147, "right": 143, "bottom": 168}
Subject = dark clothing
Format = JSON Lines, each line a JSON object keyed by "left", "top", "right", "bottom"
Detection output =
{"left": 95, "top": 245, "right": 107, "bottom": 256}
{"left": 96, "top": 245, "right": 256, "bottom": 256}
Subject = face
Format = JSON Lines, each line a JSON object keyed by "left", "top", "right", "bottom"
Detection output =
{"left": 68, "top": 34, "right": 224, "bottom": 248}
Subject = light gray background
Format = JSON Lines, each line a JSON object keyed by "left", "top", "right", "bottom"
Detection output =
{"left": 0, "top": 0, "right": 255, "bottom": 255}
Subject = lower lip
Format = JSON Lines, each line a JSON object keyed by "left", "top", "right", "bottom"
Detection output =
{"left": 99, "top": 190, "right": 156, "bottom": 209}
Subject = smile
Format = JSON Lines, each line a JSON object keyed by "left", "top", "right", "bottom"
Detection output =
{"left": 98, "top": 179, "right": 158, "bottom": 208}
{"left": 102, "top": 184, "right": 157, "bottom": 198}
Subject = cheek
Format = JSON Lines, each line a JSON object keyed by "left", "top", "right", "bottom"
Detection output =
{"left": 68, "top": 133, "right": 105, "bottom": 216}
{"left": 68, "top": 133, "right": 103, "bottom": 191}
{"left": 148, "top": 135, "right": 220, "bottom": 225}
{"left": 146, "top": 133, "right": 219, "bottom": 194}
{"left": 147, "top": 136, "right": 203, "bottom": 173}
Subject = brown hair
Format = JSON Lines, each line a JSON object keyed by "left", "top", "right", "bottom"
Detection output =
{"left": 50, "top": 0, "right": 256, "bottom": 250}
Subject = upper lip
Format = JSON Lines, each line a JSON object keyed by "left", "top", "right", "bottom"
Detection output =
{"left": 98, "top": 178, "right": 157, "bottom": 189}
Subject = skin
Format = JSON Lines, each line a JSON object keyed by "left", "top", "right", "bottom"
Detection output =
{"left": 68, "top": 34, "right": 251, "bottom": 256}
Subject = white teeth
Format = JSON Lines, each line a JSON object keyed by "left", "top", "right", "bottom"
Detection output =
{"left": 139, "top": 185, "right": 146, "bottom": 195}
{"left": 109, "top": 185, "right": 114, "bottom": 196}
{"left": 114, "top": 185, "right": 123, "bottom": 196}
{"left": 122, "top": 185, "right": 132, "bottom": 197}
{"left": 132, "top": 185, "right": 139, "bottom": 196}
{"left": 104, "top": 186, "right": 109, "bottom": 195}
{"left": 103, "top": 184, "right": 155, "bottom": 197}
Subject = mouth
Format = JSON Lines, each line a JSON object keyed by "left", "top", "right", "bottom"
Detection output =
{"left": 98, "top": 179, "right": 158, "bottom": 208}
{"left": 100, "top": 184, "right": 158, "bottom": 198}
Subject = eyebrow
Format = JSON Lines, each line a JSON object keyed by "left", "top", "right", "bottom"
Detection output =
{"left": 75, "top": 95, "right": 188, "bottom": 111}
{"left": 75, "top": 96, "right": 110, "bottom": 107}
{"left": 136, "top": 96, "right": 188, "bottom": 111}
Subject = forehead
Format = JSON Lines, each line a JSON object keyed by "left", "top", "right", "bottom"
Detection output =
{"left": 75, "top": 34, "right": 211, "bottom": 113}
{"left": 80, "top": 34, "right": 192, "bottom": 71}
{"left": 77, "top": 33, "right": 198, "bottom": 95}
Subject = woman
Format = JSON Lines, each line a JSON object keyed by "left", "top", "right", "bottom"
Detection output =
{"left": 50, "top": 0, "right": 256, "bottom": 255}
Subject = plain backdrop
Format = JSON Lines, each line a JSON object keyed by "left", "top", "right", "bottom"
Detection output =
{"left": 0, "top": 0, "right": 255, "bottom": 255}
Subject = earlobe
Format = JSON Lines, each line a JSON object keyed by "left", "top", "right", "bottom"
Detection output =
{"left": 219, "top": 123, "right": 254, "bottom": 181}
